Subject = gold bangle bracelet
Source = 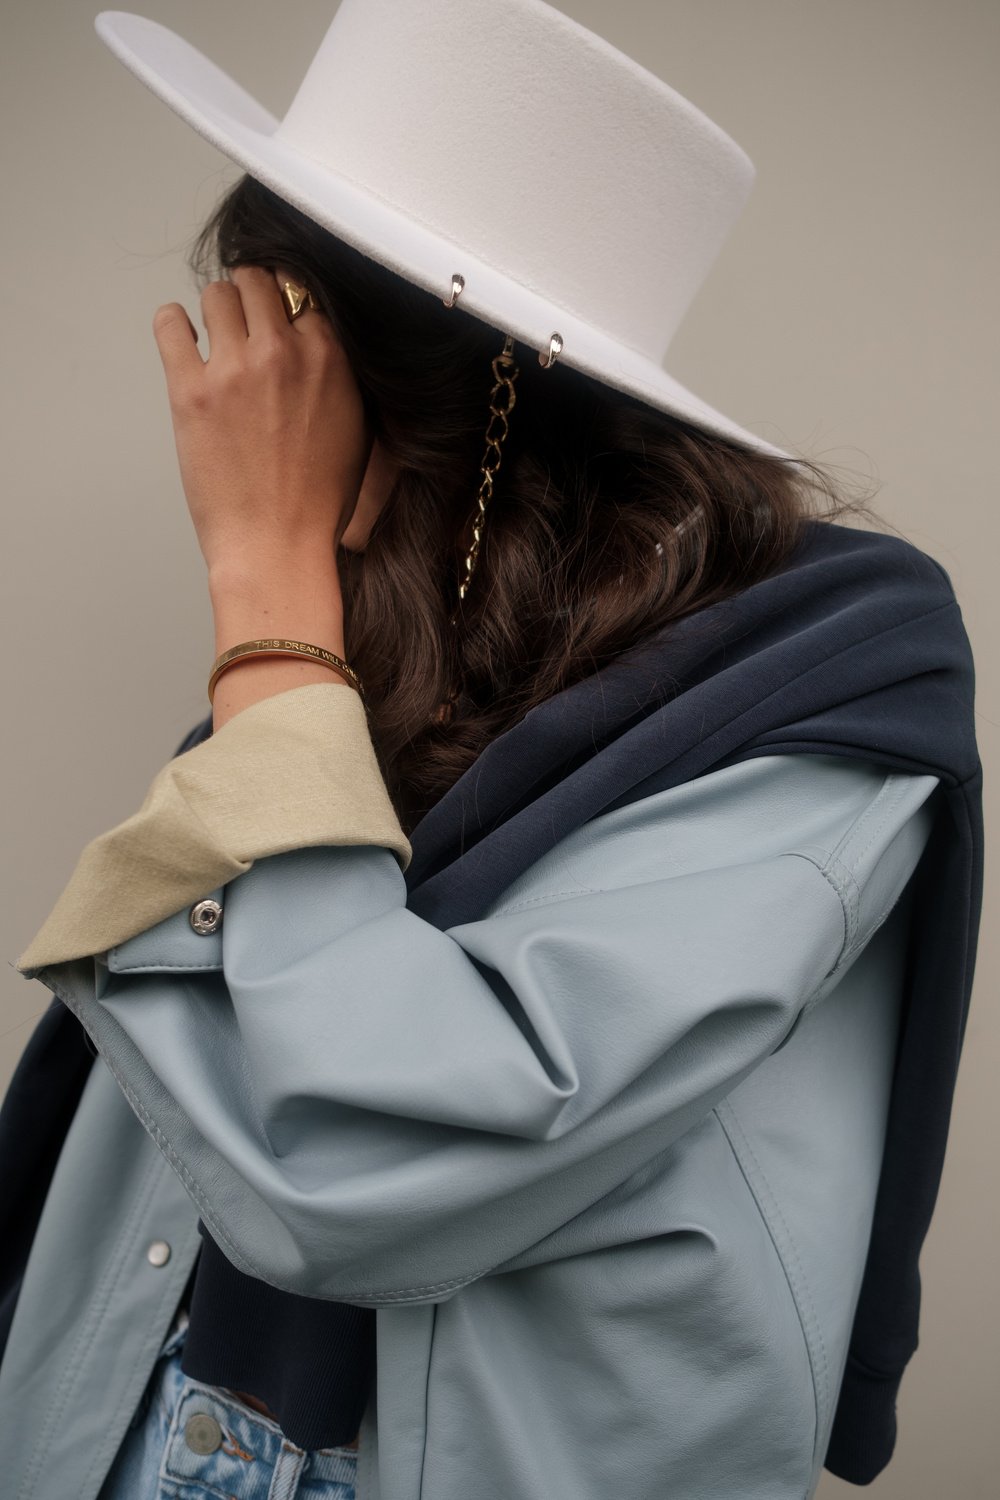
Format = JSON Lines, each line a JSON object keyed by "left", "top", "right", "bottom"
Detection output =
{"left": 208, "top": 639, "right": 364, "bottom": 706}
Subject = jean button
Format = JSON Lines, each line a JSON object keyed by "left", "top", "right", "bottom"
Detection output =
{"left": 185, "top": 1412, "right": 224, "bottom": 1454}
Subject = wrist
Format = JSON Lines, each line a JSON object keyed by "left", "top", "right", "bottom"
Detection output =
{"left": 208, "top": 546, "right": 343, "bottom": 610}
{"left": 207, "top": 549, "right": 352, "bottom": 731}
{"left": 209, "top": 554, "right": 345, "bottom": 652}
{"left": 210, "top": 655, "right": 357, "bottom": 733}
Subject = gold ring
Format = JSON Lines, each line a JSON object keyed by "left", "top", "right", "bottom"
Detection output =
{"left": 281, "top": 279, "right": 319, "bottom": 322}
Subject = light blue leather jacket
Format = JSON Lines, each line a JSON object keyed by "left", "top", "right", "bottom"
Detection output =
{"left": 2, "top": 750, "right": 939, "bottom": 1500}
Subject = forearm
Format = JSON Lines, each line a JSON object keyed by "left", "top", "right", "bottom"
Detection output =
{"left": 208, "top": 550, "right": 352, "bottom": 732}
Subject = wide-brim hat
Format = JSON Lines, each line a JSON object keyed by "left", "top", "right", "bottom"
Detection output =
{"left": 94, "top": 0, "right": 795, "bottom": 462}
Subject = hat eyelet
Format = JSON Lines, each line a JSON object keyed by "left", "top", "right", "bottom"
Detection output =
{"left": 539, "top": 333, "right": 563, "bottom": 369}
{"left": 443, "top": 274, "right": 465, "bottom": 308}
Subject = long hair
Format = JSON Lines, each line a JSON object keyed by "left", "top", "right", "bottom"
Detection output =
{"left": 190, "top": 174, "right": 879, "bottom": 833}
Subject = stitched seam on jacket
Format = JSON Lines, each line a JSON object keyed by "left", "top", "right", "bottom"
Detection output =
{"left": 112, "top": 958, "right": 224, "bottom": 973}
{"left": 416, "top": 1303, "right": 438, "bottom": 1500}
{"left": 827, "top": 771, "right": 909, "bottom": 877}
{"left": 491, "top": 883, "right": 600, "bottom": 916}
{"left": 484, "top": 765, "right": 915, "bottom": 927}
{"left": 783, "top": 850, "right": 857, "bottom": 976}
{"left": 714, "top": 1098, "right": 827, "bottom": 1482}
{"left": 17, "top": 1127, "right": 165, "bottom": 1500}
{"left": 40, "top": 970, "right": 491, "bottom": 1304}
{"left": 111, "top": 960, "right": 224, "bottom": 972}
{"left": 811, "top": 771, "right": 921, "bottom": 976}
{"left": 822, "top": 773, "right": 890, "bottom": 869}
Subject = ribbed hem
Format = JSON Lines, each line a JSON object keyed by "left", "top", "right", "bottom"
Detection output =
{"left": 823, "top": 1357, "right": 902, "bottom": 1485}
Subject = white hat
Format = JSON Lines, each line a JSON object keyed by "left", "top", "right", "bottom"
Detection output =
{"left": 94, "top": 0, "right": 793, "bottom": 461}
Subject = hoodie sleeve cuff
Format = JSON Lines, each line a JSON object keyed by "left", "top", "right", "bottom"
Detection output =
{"left": 822, "top": 1355, "right": 902, "bottom": 1484}
{"left": 16, "top": 681, "right": 411, "bottom": 973}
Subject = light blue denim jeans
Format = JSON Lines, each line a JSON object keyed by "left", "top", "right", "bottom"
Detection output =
{"left": 98, "top": 1305, "right": 358, "bottom": 1499}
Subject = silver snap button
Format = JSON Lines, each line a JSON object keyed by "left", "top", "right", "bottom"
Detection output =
{"left": 184, "top": 1411, "right": 224, "bottom": 1455}
{"left": 189, "top": 898, "right": 223, "bottom": 935}
{"left": 146, "top": 1240, "right": 171, "bottom": 1267}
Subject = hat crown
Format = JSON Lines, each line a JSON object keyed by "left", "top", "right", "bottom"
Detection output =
{"left": 275, "top": 0, "right": 755, "bottom": 362}
{"left": 94, "top": 2, "right": 789, "bottom": 456}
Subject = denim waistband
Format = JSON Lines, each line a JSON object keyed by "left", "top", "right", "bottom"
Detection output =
{"left": 151, "top": 1303, "right": 358, "bottom": 1496}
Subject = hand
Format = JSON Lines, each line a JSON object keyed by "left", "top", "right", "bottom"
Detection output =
{"left": 151, "top": 264, "right": 373, "bottom": 576}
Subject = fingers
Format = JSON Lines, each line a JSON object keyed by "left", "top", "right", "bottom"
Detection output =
{"left": 151, "top": 303, "right": 205, "bottom": 392}
{"left": 152, "top": 264, "right": 332, "bottom": 402}
{"left": 228, "top": 263, "right": 293, "bottom": 340}
{"left": 199, "top": 276, "right": 248, "bottom": 357}
{"left": 153, "top": 276, "right": 248, "bottom": 380}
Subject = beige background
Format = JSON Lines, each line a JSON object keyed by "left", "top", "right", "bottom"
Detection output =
{"left": 2, "top": 1, "right": 996, "bottom": 1493}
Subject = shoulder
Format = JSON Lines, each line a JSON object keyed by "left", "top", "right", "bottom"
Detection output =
{"left": 488, "top": 752, "right": 940, "bottom": 928}
{"left": 795, "top": 518, "right": 960, "bottom": 602}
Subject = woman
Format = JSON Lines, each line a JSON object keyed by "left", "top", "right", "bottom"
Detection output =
{"left": 1, "top": 3, "right": 982, "bottom": 1499}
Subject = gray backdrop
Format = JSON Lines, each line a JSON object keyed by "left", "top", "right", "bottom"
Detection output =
{"left": 2, "top": 3, "right": 996, "bottom": 1494}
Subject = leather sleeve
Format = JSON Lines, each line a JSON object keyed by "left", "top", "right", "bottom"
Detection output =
{"left": 16, "top": 712, "right": 939, "bottom": 1306}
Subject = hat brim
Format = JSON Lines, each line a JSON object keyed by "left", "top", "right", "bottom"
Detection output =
{"left": 96, "top": 10, "right": 795, "bottom": 463}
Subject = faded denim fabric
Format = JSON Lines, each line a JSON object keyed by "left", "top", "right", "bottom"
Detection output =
{"left": 98, "top": 1306, "right": 357, "bottom": 1500}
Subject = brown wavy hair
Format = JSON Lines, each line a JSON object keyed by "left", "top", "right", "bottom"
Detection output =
{"left": 190, "top": 174, "right": 879, "bottom": 834}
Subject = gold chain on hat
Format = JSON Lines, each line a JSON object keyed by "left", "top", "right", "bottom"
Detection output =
{"left": 442, "top": 272, "right": 563, "bottom": 619}
{"left": 209, "top": 273, "right": 564, "bottom": 718}
{"left": 432, "top": 276, "right": 564, "bottom": 722}
{"left": 456, "top": 333, "right": 521, "bottom": 606}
